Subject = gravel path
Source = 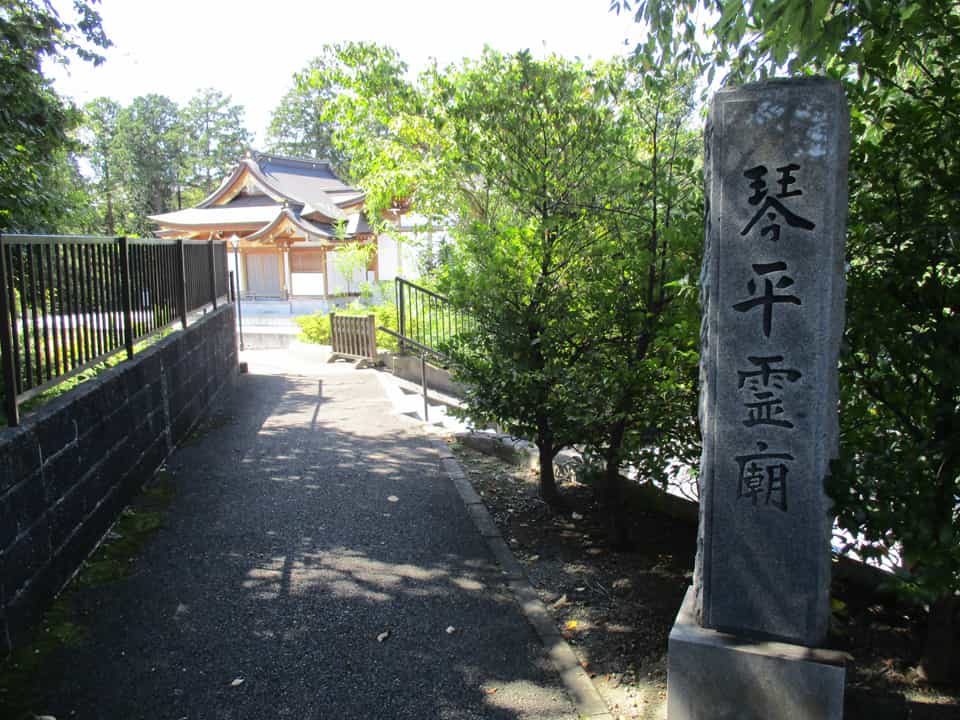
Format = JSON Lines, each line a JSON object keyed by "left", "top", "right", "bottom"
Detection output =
{"left": 37, "top": 357, "right": 577, "bottom": 720}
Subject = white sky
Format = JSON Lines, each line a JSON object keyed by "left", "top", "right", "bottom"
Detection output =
{"left": 48, "top": 0, "right": 641, "bottom": 145}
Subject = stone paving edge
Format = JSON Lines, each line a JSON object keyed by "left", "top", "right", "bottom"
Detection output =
{"left": 432, "top": 439, "right": 615, "bottom": 720}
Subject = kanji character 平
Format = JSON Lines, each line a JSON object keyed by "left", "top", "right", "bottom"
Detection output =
{"left": 733, "top": 262, "right": 802, "bottom": 338}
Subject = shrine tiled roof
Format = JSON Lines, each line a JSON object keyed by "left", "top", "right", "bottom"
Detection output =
{"left": 246, "top": 208, "right": 337, "bottom": 242}
{"left": 150, "top": 150, "right": 372, "bottom": 240}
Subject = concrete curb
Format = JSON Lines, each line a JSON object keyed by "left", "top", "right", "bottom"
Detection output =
{"left": 434, "top": 440, "right": 614, "bottom": 720}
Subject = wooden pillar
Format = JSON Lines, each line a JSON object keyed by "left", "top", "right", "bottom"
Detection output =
{"left": 276, "top": 243, "right": 287, "bottom": 300}
{"left": 283, "top": 243, "right": 293, "bottom": 298}
{"left": 322, "top": 247, "right": 330, "bottom": 298}
{"left": 237, "top": 247, "right": 246, "bottom": 294}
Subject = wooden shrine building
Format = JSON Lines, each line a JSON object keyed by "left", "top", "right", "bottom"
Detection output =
{"left": 150, "top": 151, "right": 376, "bottom": 299}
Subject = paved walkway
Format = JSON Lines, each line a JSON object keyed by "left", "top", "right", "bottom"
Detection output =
{"left": 37, "top": 351, "right": 578, "bottom": 719}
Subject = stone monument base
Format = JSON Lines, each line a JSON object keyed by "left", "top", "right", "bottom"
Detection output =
{"left": 667, "top": 587, "right": 846, "bottom": 720}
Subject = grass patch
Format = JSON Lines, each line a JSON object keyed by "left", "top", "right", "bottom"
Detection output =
{"left": 180, "top": 412, "right": 236, "bottom": 447}
{"left": 0, "top": 472, "right": 175, "bottom": 719}
{"left": 74, "top": 507, "right": 166, "bottom": 588}
{"left": 0, "top": 596, "right": 87, "bottom": 719}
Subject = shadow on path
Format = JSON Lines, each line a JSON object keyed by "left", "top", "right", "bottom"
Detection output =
{"left": 30, "top": 368, "right": 575, "bottom": 720}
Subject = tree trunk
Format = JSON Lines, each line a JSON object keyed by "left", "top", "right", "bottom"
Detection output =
{"left": 601, "top": 419, "right": 633, "bottom": 550}
{"left": 920, "top": 593, "right": 958, "bottom": 684}
{"left": 600, "top": 462, "right": 633, "bottom": 551}
{"left": 105, "top": 193, "right": 115, "bottom": 235}
{"left": 536, "top": 439, "right": 563, "bottom": 507}
{"left": 921, "top": 419, "right": 958, "bottom": 683}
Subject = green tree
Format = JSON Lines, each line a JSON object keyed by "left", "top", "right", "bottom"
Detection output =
{"left": 623, "top": 0, "right": 960, "bottom": 682}
{"left": 46, "top": 147, "right": 97, "bottom": 233}
{"left": 570, "top": 58, "right": 703, "bottom": 547}
{"left": 332, "top": 241, "right": 375, "bottom": 295}
{"left": 832, "top": 62, "right": 960, "bottom": 685}
{"left": 321, "top": 46, "right": 706, "bottom": 517}
{"left": 112, "top": 94, "right": 183, "bottom": 235}
{"left": 288, "top": 42, "right": 422, "bottom": 210}
{"left": 80, "top": 96, "right": 121, "bottom": 233}
{"left": 0, "top": 0, "right": 109, "bottom": 232}
{"left": 435, "top": 50, "right": 621, "bottom": 506}
{"left": 267, "top": 52, "right": 345, "bottom": 167}
{"left": 180, "top": 88, "right": 253, "bottom": 205}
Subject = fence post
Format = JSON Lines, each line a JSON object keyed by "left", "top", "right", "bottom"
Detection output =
{"left": 118, "top": 236, "right": 135, "bottom": 360}
{"left": 234, "top": 270, "right": 245, "bottom": 351}
{"left": 176, "top": 240, "right": 188, "bottom": 328}
{"left": 0, "top": 235, "right": 20, "bottom": 426}
{"left": 221, "top": 242, "right": 229, "bottom": 302}
{"left": 208, "top": 241, "right": 217, "bottom": 310}
{"left": 397, "top": 279, "right": 406, "bottom": 353}
{"left": 420, "top": 352, "right": 429, "bottom": 422}
{"left": 367, "top": 314, "right": 377, "bottom": 360}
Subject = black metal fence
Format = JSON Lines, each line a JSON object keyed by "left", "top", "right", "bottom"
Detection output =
{"left": 395, "top": 277, "right": 474, "bottom": 356}
{"left": 0, "top": 234, "right": 229, "bottom": 426}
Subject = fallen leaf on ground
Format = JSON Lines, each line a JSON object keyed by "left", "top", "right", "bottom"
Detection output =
{"left": 229, "top": 678, "right": 244, "bottom": 687}
{"left": 377, "top": 630, "right": 391, "bottom": 642}
{"left": 565, "top": 620, "right": 579, "bottom": 631}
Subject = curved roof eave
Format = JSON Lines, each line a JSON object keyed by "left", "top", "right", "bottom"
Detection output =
{"left": 148, "top": 203, "right": 281, "bottom": 228}
{"left": 196, "top": 162, "right": 246, "bottom": 208}
{"left": 301, "top": 198, "right": 348, "bottom": 223}
{"left": 246, "top": 208, "right": 336, "bottom": 243}
{"left": 198, "top": 158, "right": 290, "bottom": 208}
{"left": 148, "top": 219, "right": 265, "bottom": 231}
{"left": 331, "top": 191, "right": 367, "bottom": 207}
{"left": 237, "top": 159, "right": 347, "bottom": 221}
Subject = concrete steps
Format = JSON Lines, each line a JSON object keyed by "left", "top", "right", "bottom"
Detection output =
{"left": 375, "top": 369, "right": 473, "bottom": 433}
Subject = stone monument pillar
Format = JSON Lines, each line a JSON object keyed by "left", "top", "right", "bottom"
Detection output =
{"left": 667, "top": 78, "right": 849, "bottom": 719}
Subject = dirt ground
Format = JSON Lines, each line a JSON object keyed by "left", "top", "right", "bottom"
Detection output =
{"left": 447, "top": 440, "right": 960, "bottom": 720}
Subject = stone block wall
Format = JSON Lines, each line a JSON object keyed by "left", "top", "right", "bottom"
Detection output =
{"left": 392, "top": 354, "right": 466, "bottom": 398}
{"left": 0, "top": 305, "right": 237, "bottom": 653}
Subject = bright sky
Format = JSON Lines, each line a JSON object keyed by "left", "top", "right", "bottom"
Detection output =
{"left": 48, "top": 0, "right": 641, "bottom": 145}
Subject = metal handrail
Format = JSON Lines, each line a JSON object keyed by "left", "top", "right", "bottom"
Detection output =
{"left": 377, "top": 325, "right": 448, "bottom": 362}
{"left": 396, "top": 277, "right": 449, "bottom": 302}
{"left": 394, "top": 277, "right": 473, "bottom": 357}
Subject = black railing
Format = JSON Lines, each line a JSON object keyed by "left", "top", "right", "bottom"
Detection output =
{"left": 395, "top": 277, "right": 473, "bottom": 356}
{"left": 0, "top": 234, "right": 229, "bottom": 426}
{"left": 377, "top": 325, "right": 447, "bottom": 361}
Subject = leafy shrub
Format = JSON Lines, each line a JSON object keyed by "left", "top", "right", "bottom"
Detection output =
{"left": 295, "top": 299, "right": 400, "bottom": 352}
{"left": 295, "top": 313, "right": 332, "bottom": 345}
